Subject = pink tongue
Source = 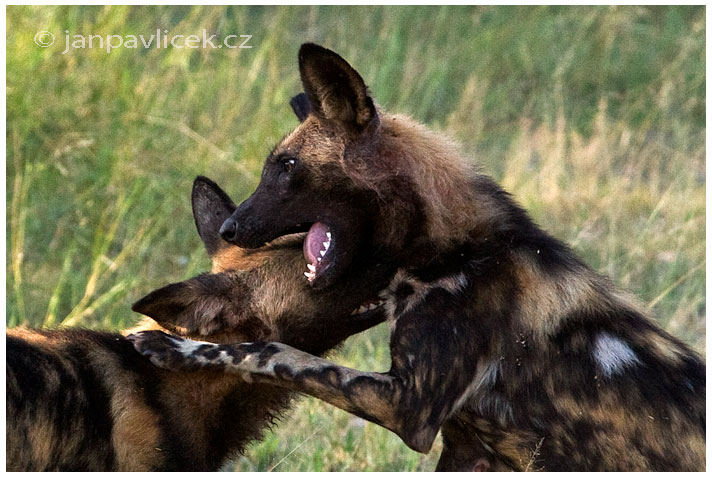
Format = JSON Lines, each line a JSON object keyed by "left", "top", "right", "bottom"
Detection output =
{"left": 304, "top": 222, "right": 330, "bottom": 265}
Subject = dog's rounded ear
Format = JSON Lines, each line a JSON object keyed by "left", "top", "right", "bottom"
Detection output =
{"left": 290, "top": 92, "right": 312, "bottom": 122}
{"left": 192, "top": 176, "right": 237, "bottom": 257}
{"left": 131, "top": 272, "right": 248, "bottom": 336}
{"left": 298, "top": 43, "right": 378, "bottom": 131}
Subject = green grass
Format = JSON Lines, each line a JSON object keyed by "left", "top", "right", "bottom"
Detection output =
{"left": 6, "top": 5, "right": 705, "bottom": 471}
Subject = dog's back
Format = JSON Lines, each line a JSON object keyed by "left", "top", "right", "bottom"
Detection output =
{"left": 7, "top": 326, "right": 297, "bottom": 471}
{"left": 7, "top": 328, "right": 161, "bottom": 471}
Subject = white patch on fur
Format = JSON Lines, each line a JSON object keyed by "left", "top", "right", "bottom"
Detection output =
{"left": 593, "top": 333, "right": 640, "bottom": 376}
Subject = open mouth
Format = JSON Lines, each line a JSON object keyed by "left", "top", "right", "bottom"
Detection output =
{"left": 298, "top": 219, "right": 366, "bottom": 290}
{"left": 303, "top": 222, "right": 334, "bottom": 283}
{"left": 301, "top": 222, "right": 387, "bottom": 315}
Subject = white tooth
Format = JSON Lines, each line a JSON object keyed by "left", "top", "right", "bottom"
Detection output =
{"left": 326, "top": 232, "right": 331, "bottom": 239}
{"left": 317, "top": 257, "right": 322, "bottom": 262}
{"left": 319, "top": 249, "right": 326, "bottom": 257}
{"left": 304, "top": 271, "right": 315, "bottom": 280}
{"left": 350, "top": 309, "right": 359, "bottom": 316}
{"left": 323, "top": 241, "right": 330, "bottom": 250}
{"left": 307, "top": 264, "right": 316, "bottom": 272}
{"left": 368, "top": 303, "right": 378, "bottom": 310}
{"left": 357, "top": 305, "right": 368, "bottom": 314}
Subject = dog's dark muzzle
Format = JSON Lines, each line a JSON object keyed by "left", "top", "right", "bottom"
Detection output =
{"left": 218, "top": 195, "right": 267, "bottom": 248}
{"left": 218, "top": 215, "right": 264, "bottom": 248}
{"left": 218, "top": 210, "right": 306, "bottom": 249}
{"left": 219, "top": 216, "right": 239, "bottom": 243}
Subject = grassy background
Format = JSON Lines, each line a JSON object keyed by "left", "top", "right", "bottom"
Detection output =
{"left": 6, "top": 5, "right": 705, "bottom": 471}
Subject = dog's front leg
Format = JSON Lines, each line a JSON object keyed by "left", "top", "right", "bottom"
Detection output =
{"left": 129, "top": 330, "right": 444, "bottom": 453}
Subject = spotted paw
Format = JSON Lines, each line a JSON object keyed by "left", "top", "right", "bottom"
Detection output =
{"left": 127, "top": 331, "right": 208, "bottom": 372}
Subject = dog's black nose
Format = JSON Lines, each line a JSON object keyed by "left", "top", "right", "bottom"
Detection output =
{"left": 219, "top": 217, "right": 239, "bottom": 243}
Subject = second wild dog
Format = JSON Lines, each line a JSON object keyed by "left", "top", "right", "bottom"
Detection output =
{"left": 6, "top": 176, "right": 394, "bottom": 471}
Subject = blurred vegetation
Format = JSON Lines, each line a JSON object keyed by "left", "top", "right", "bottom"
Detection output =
{"left": 6, "top": 5, "right": 705, "bottom": 471}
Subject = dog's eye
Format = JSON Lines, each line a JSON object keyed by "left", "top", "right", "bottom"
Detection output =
{"left": 282, "top": 158, "right": 297, "bottom": 173}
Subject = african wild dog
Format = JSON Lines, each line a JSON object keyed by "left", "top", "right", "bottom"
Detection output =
{"left": 6, "top": 176, "right": 394, "bottom": 471}
{"left": 130, "top": 44, "right": 706, "bottom": 471}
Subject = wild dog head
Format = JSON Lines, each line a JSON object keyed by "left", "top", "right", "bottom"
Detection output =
{"left": 219, "top": 43, "right": 479, "bottom": 289}
{"left": 130, "top": 176, "right": 393, "bottom": 354}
